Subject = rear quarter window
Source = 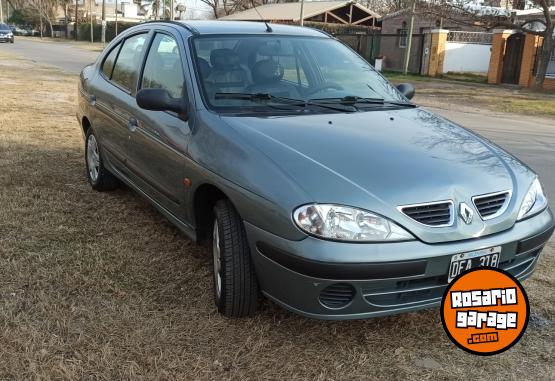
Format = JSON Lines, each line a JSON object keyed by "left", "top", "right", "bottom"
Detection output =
{"left": 101, "top": 43, "right": 121, "bottom": 78}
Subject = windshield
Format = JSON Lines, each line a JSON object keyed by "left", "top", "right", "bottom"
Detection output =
{"left": 0, "top": 24, "right": 10, "bottom": 31}
{"left": 192, "top": 35, "right": 407, "bottom": 113}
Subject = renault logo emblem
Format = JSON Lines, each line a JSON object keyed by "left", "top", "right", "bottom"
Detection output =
{"left": 459, "top": 202, "right": 474, "bottom": 224}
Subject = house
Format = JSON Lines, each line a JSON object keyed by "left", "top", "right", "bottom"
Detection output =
{"left": 379, "top": 7, "right": 489, "bottom": 72}
{"left": 55, "top": 0, "right": 213, "bottom": 38}
{"left": 63, "top": 0, "right": 212, "bottom": 23}
{"left": 219, "top": 1, "right": 381, "bottom": 62}
{"left": 220, "top": 1, "right": 380, "bottom": 28}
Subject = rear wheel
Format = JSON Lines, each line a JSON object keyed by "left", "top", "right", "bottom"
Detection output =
{"left": 85, "top": 129, "right": 119, "bottom": 191}
{"left": 212, "top": 199, "right": 258, "bottom": 317}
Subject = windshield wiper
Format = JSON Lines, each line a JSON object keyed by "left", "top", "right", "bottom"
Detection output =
{"left": 311, "top": 96, "right": 416, "bottom": 108}
{"left": 214, "top": 93, "right": 356, "bottom": 113}
{"left": 215, "top": 92, "right": 302, "bottom": 104}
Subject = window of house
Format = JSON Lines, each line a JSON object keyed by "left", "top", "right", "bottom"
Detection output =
{"left": 111, "top": 33, "right": 148, "bottom": 92}
{"left": 102, "top": 43, "right": 121, "bottom": 78}
{"left": 398, "top": 21, "right": 408, "bottom": 49}
{"left": 141, "top": 33, "right": 185, "bottom": 98}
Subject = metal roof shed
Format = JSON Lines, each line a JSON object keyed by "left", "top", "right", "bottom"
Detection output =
{"left": 220, "top": 1, "right": 380, "bottom": 28}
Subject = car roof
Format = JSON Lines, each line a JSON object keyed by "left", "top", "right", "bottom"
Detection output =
{"left": 169, "top": 20, "right": 329, "bottom": 37}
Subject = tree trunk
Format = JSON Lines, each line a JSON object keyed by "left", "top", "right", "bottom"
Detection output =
{"left": 64, "top": 4, "right": 69, "bottom": 38}
{"left": 533, "top": 27, "right": 554, "bottom": 90}
{"left": 47, "top": 18, "right": 54, "bottom": 37}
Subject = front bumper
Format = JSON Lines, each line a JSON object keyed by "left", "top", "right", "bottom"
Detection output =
{"left": 246, "top": 208, "right": 554, "bottom": 320}
{"left": 0, "top": 36, "right": 14, "bottom": 42}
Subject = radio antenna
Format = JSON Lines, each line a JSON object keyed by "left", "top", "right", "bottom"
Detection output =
{"left": 253, "top": 4, "right": 272, "bottom": 32}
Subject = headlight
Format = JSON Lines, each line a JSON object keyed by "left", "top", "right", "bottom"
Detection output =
{"left": 517, "top": 178, "right": 548, "bottom": 220}
{"left": 293, "top": 204, "right": 414, "bottom": 242}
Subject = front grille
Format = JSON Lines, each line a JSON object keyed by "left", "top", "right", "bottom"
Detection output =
{"left": 319, "top": 283, "right": 355, "bottom": 309}
{"left": 400, "top": 201, "right": 452, "bottom": 226}
{"left": 362, "top": 250, "right": 542, "bottom": 308}
{"left": 473, "top": 191, "right": 510, "bottom": 219}
{"left": 363, "top": 276, "right": 446, "bottom": 308}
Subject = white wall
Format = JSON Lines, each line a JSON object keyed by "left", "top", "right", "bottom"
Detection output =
{"left": 443, "top": 42, "right": 492, "bottom": 73}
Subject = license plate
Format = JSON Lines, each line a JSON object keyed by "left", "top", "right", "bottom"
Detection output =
{"left": 447, "top": 246, "right": 501, "bottom": 282}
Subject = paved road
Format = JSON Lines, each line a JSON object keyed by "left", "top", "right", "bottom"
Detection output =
{"left": 4, "top": 38, "right": 554, "bottom": 207}
{"left": 1, "top": 38, "right": 99, "bottom": 74}
{"left": 429, "top": 107, "right": 555, "bottom": 209}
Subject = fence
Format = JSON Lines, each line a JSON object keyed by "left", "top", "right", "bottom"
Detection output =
{"left": 336, "top": 33, "right": 380, "bottom": 64}
{"left": 447, "top": 31, "right": 493, "bottom": 44}
{"left": 77, "top": 22, "right": 138, "bottom": 42}
{"left": 547, "top": 48, "right": 555, "bottom": 77}
{"left": 378, "top": 33, "right": 424, "bottom": 73}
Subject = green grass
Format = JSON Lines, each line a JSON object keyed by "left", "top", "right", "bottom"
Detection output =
{"left": 382, "top": 71, "right": 487, "bottom": 84}
{"left": 381, "top": 71, "right": 432, "bottom": 82}
{"left": 439, "top": 72, "right": 488, "bottom": 84}
{"left": 498, "top": 98, "right": 555, "bottom": 117}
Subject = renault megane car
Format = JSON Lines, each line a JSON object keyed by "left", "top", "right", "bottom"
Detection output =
{"left": 77, "top": 21, "right": 554, "bottom": 319}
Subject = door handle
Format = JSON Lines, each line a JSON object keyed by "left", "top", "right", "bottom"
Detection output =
{"left": 127, "top": 117, "right": 138, "bottom": 132}
{"left": 89, "top": 94, "right": 96, "bottom": 106}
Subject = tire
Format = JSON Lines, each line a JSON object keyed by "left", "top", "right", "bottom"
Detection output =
{"left": 85, "top": 128, "right": 119, "bottom": 191}
{"left": 212, "top": 199, "right": 258, "bottom": 317}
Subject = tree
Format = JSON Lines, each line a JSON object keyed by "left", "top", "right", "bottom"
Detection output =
{"left": 10, "top": 0, "right": 58, "bottom": 36}
{"left": 8, "top": 7, "right": 40, "bottom": 25}
{"left": 198, "top": 0, "right": 287, "bottom": 19}
{"left": 419, "top": 0, "right": 554, "bottom": 89}
{"left": 361, "top": 0, "right": 408, "bottom": 16}
{"left": 199, "top": 0, "right": 243, "bottom": 18}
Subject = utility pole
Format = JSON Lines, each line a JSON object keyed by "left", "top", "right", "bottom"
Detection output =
{"left": 101, "top": 0, "right": 105, "bottom": 45}
{"left": 65, "top": 3, "right": 68, "bottom": 38}
{"left": 0, "top": 0, "right": 4, "bottom": 24}
{"left": 39, "top": 0, "right": 43, "bottom": 38}
{"left": 299, "top": 0, "right": 304, "bottom": 26}
{"left": 89, "top": 0, "right": 93, "bottom": 43}
{"left": 170, "top": 0, "right": 174, "bottom": 20}
{"left": 402, "top": 0, "right": 416, "bottom": 75}
{"left": 115, "top": 0, "right": 118, "bottom": 36}
{"left": 75, "top": 0, "right": 79, "bottom": 40}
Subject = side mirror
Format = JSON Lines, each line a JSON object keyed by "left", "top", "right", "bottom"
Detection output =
{"left": 396, "top": 83, "right": 415, "bottom": 100}
{"left": 136, "top": 88, "right": 188, "bottom": 118}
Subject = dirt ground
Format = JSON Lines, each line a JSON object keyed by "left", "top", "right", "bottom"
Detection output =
{"left": 0, "top": 51, "right": 554, "bottom": 380}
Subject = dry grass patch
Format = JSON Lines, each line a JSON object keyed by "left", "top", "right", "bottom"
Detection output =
{"left": 0, "top": 51, "right": 554, "bottom": 380}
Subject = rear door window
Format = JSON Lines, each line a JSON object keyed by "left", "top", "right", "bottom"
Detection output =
{"left": 111, "top": 33, "right": 148, "bottom": 92}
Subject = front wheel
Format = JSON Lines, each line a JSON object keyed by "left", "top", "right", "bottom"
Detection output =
{"left": 85, "top": 129, "right": 119, "bottom": 191}
{"left": 212, "top": 199, "right": 258, "bottom": 317}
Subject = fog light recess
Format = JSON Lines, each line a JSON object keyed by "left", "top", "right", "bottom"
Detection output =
{"left": 319, "top": 283, "right": 356, "bottom": 309}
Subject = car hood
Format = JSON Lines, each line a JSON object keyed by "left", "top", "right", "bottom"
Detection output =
{"left": 220, "top": 107, "right": 534, "bottom": 243}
